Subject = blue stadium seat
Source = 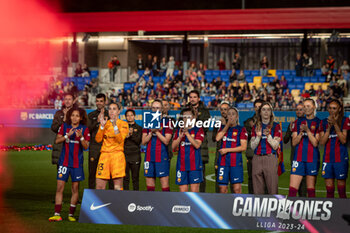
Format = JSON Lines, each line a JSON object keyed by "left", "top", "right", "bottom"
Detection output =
{"left": 269, "top": 77, "right": 275, "bottom": 82}
{"left": 130, "top": 82, "right": 136, "bottom": 88}
{"left": 285, "top": 76, "right": 293, "bottom": 83}
{"left": 296, "top": 84, "right": 304, "bottom": 90}
{"left": 205, "top": 70, "right": 213, "bottom": 76}
{"left": 262, "top": 77, "right": 269, "bottom": 83}
{"left": 205, "top": 75, "right": 214, "bottom": 83}
{"left": 251, "top": 70, "right": 259, "bottom": 76}
{"left": 173, "top": 70, "right": 179, "bottom": 76}
{"left": 318, "top": 76, "right": 326, "bottom": 82}
{"left": 333, "top": 69, "right": 338, "bottom": 74}
{"left": 153, "top": 76, "right": 160, "bottom": 84}
{"left": 246, "top": 102, "right": 254, "bottom": 109}
{"left": 144, "top": 75, "right": 149, "bottom": 82}
{"left": 77, "top": 83, "right": 85, "bottom": 91}
{"left": 90, "top": 70, "right": 99, "bottom": 78}
{"left": 289, "top": 84, "right": 296, "bottom": 89}
{"left": 236, "top": 103, "right": 246, "bottom": 109}
{"left": 137, "top": 70, "right": 144, "bottom": 77}
{"left": 244, "top": 70, "right": 251, "bottom": 76}
{"left": 315, "top": 70, "right": 322, "bottom": 76}
{"left": 276, "top": 70, "right": 283, "bottom": 76}
{"left": 246, "top": 76, "right": 254, "bottom": 83}
{"left": 291, "top": 70, "right": 296, "bottom": 76}
{"left": 204, "top": 96, "right": 211, "bottom": 106}
{"left": 283, "top": 70, "right": 291, "bottom": 76}
{"left": 212, "top": 70, "right": 220, "bottom": 77}
{"left": 221, "top": 75, "right": 229, "bottom": 83}
{"left": 124, "top": 83, "right": 132, "bottom": 91}
{"left": 302, "top": 77, "right": 310, "bottom": 83}
{"left": 160, "top": 77, "right": 166, "bottom": 83}
{"left": 310, "top": 76, "right": 318, "bottom": 82}
{"left": 220, "top": 70, "right": 229, "bottom": 76}
{"left": 294, "top": 77, "right": 302, "bottom": 83}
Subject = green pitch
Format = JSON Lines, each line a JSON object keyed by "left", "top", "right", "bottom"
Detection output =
{"left": 3, "top": 148, "right": 350, "bottom": 233}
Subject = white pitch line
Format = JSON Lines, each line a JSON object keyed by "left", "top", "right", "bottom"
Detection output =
{"left": 205, "top": 173, "right": 350, "bottom": 193}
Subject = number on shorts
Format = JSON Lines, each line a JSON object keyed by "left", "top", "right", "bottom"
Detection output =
{"left": 292, "top": 161, "right": 299, "bottom": 168}
{"left": 177, "top": 170, "right": 181, "bottom": 178}
{"left": 98, "top": 163, "right": 104, "bottom": 171}
{"left": 322, "top": 162, "right": 327, "bottom": 171}
{"left": 58, "top": 166, "right": 67, "bottom": 174}
{"left": 144, "top": 161, "right": 149, "bottom": 169}
{"left": 219, "top": 167, "right": 224, "bottom": 176}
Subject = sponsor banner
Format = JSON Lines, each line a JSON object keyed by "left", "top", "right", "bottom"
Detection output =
{"left": 1, "top": 109, "right": 349, "bottom": 131}
{"left": 79, "top": 189, "right": 350, "bottom": 232}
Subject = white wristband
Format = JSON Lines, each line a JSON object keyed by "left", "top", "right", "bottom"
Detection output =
{"left": 80, "top": 137, "right": 85, "bottom": 141}
{"left": 64, "top": 135, "right": 68, "bottom": 139}
{"left": 100, "top": 126, "right": 104, "bottom": 130}
{"left": 114, "top": 125, "right": 119, "bottom": 131}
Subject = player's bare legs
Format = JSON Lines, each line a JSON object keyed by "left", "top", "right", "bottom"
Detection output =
{"left": 96, "top": 178, "right": 108, "bottom": 189}
{"left": 113, "top": 177, "right": 123, "bottom": 190}
{"left": 70, "top": 182, "right": 79, "bottom": 205}
{"left": 289, "top": 174, "right": 303, "bottom": 190}
{"left": 306, "top": 175, "right": 316, "bottom": 189}
{"left": 190, "top": 183, "right": 200, "bottom": 192}
{"left": 232, "top": 183, "right": 242, "bottom": 194}
{"left": 219, "top": 186, "right": 228, "bottom": 193}
{"left": 146, "top": 177, "right": 155, "bottom": 187}
{"left": 55, "top": 180, "right": 66, "bottom": 204}
{"left": 159, "top": 176, "right": 169, "bottom": 189}
{"left": 179, "top": 185, "right": 188, "bottom": 192}
{"left": 337, "top": 179, "right": 347, "bottom": 198}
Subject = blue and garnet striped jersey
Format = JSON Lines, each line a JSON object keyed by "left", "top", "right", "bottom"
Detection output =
{"left": 252, "top": 122, "right": 282, "bottom": 155}
{"left": 142, "top": 118, "right": 172, "bottom": 162}
{"left": 57, "top": 123, "right": 90, "bottom": 168}
{"left": 292, "top": 117, "right": 321, "bottom": 162}
{"left": 174, "top": 127, "right": 204, "bottom": 171}
{"left": 321, "top": 117, "right": 350, "bottom": 163}
{"left": 217, "top": 125, "right": 247, "bottom": 167}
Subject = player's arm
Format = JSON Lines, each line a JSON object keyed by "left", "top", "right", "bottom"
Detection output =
{"left": 334, "top": 123, "right": 347, "bottom": 144}
{"left": 185, "top": 131, "right": 202, "bottom": 149}
{"left": 216, "top": 124, "right": 230, "bottom": 142}
{"left": 305, "top": 127, "right": 319, "bottom": 147}
{"left": 55, "top": 127, "right": 75, "bottom": 144}
{"left": 95, "top": 126, "right": 105, "bottom": 143}
{"left": 142, "top": 131, "right": 153, "bottom": 145}
{"left": 76, "top": 128, "right": 90, "bottom": 150}
{"left": 319, "top": 124, "right": 330, "bottom": 145}
{"left": 155, "top": 131, "right": 172, "bottom": 145}
{"left": 292, "top": 131, "right": 303, "bottom": 147}
{"left": 114, "top": 123, "right": 129, "bottom": 143}
{"left": 172, "top": 130, "right": 182, "bottom": 151}
{"left": 267, "top": 135, "right": 281, "bottom": 150}
{"left": 250, "top": 126, "right": 261, "bottom": 150}
{"left": 220, "top": 139, "right": 247, "bottom": 154}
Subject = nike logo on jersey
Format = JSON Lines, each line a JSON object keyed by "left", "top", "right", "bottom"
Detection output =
{"left": 90, "top": 202, "right": 112, "bottom": 211}
{"left": 234, "top": 178, "right": 239, "bottom": 181}
{"left": 76, "top": 176, "right": 81, "bottom": 179}
{"left": 159, "top": 172, "right": 165, "bottom": 175}
{"left": 311, "top": 170, "right": 316, "bottom": 173}
{"left": 194, "top": 178, "right": 199, "bottom": 181}
{"left": 340, "top": 174, "right": 345, "bottom": 177}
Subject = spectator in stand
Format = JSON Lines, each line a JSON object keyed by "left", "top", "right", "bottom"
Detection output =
{"left": 81, "top": 64, "right": 90, "bottom": 77}
{"left": 321, "top": 64, "right": 329, "bottom": 76}
{"left": 329, "top": 75, "right": 337, "bottom": 87}
{"left": 338, "top": 75, "right": 347, "bottom": 96}
{"left": 166, "top": 56, "right": 175, "bottom": 77}
{"left": 315, "top": 85, "right": 323, "bottom": 97}
{"left": 217, "top": 58, "right": 226, "bottom": 70}
{"left": 340, "top": 60, "right": 349, "bottom": 74}
{"left": 232, "top": 52, "right": 241, "bottom": 71}
{"left": 136, "top": 54, "right": 144, "bottom": 71}
{"left": 332, "top": 82, "right": 343, "bottom": 98}
{"left": 197, "top": 63, "right": 205, "bottom": 77}
{"left": 295, "top": 53, "right": 303, "bottom": 77}
{"left": 309, "top": 85, "right": 316, "bottom": 96}
{"left": 152, "top": 56, "right": 160, "bottom": 77}
{"left": 270, "top": 76, "right": 281, "bottom": 90}
{"left": 243, "top": 90, "right": 252, "bottom": 102}
{"left": 301, "top": 90, "right": 310, "bottom": 99}
{"left": 188, "top": 63, "right": 197, "bottom": 74}
{"left": 326, "top": 55, "right": 335, "bottom": 72}
{"left": 236, "top": 89, "right": 244, "bottom": 103}
{"left": 159, "top": 57, "right": 167, "bottom": 76}
{"left": 145, "top": 54, "right": 153, "bottom": 70}
{"left": 326, "top": 69, "right": 335, "bottom": 82}
{"left": 108, "top": 56, "right": 121, "bottom": 83}
{"left": 260, "top": 56, "right": 269, "bottom": 76}
{"left": 302, "top": 53, "right": 313, "bottom": 77}
{"left": 229, "top": 69, "right": 237, "bottom": 83}
{"left": 129, "top": 69, "right": 139, "bottom": 82}
{"left": 61, "top": 56, "right": 69, "bottom": 76}
{"left": 143, "top": 67, "right": 151, "bottom": 76}
{"left": 279, "top": 75, "right": 288, "bottom": 91}
{"left": 74, "top": 64, "right": 83, "bottom": 77}
{"left": 146, "top": 76, "right": 154, "bottom": 90}
{"left": 237, "top": 70, "right": 245, "bottom": 83}
{"left": 54, "top": 96, "right": 62, "bottom": 110}
{"left": 242, "top": 81, "right": 250, "bottom": 93}
{"left": 211, "top": 95, "right": 220, "bottom": 107}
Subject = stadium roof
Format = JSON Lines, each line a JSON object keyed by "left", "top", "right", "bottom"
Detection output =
{"left": 60, "top": 7, "right": 350, "bottom": 33}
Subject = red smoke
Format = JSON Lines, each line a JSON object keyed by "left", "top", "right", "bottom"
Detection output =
{"left": 0, "top": 1, "right": 70, "bottom": 231}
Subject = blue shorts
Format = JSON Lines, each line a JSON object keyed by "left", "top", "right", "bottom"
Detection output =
{"left": 217, "top": 165, "right": 243, "bottom": 185}
{"left": 57, "top": 165, "right": 84, "bottom": 182}
{"left": 291, "top": 160, "right": 320, "bottom": 176}
{"left": 144, "top": 160, "right": 170, "bottom": 178}
{"left": 322, "top": 161, "right": 349, "bottom": 179}
{"left": 176, "top": 170, "right": 203, "bottom": 185}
